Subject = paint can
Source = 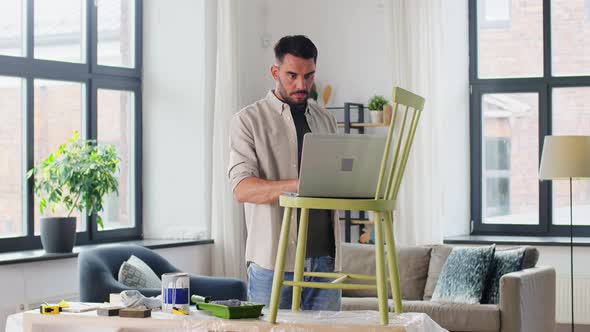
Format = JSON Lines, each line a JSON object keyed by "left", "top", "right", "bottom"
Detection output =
{"left": 161, "top": 272, "right": 190, "bottom": 313}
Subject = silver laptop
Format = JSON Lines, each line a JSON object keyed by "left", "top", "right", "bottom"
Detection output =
{"left": 295, "top": 133, "right": 386, "bottom": 198}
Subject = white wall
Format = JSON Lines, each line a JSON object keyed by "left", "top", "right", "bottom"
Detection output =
{"left": 237, "top": 0, "right": 394, "bottom": 108}
{"left": 142, "top": 0, "right": 212, "bottom": 239}
{"left": 438, "top": 2, "right": 471, "bottom": 237}
{"left": 537, "top": 246, "right": 590, "bottom": 276}
{"left": 235, "top": 0, "right": 267, "bottom": 107}
{"left": 0, "top": 245, "right": 212, "bottom": 332}
{"left": 538, "top": 246, "right": 590, "bottom": 324}
{"left": 442, "top": 1, "right": 471, "bottom": 236}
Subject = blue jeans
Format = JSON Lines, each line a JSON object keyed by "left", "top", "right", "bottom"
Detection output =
{"left": 247, "top": 256, "right": 341, "bottom": 311}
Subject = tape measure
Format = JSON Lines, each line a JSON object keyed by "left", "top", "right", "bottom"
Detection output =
{"left": 40, "top": 300, "right": 69, "bottom": 315}
{"left": 40, "top": 305, "right": 62, "bottom": 315}
{"left": 171, "top": 307, "right": 188, "bottom": 315}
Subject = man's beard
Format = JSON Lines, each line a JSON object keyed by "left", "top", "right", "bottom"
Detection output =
{"left": 277, "top": 82, "right": 308, "bottom": 106}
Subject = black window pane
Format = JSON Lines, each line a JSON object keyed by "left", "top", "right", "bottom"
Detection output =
{"left": 485, "top": 137, "right": 511, "bottom": 170}
{"left": 486, "top": 177, "right": 510, "bottom": 217}
{"left": 0, "top": 0, "right": 24, "bottom": 57}
{"left": 97, "top": 0, "right": 135, "bottom": 68}
{"left": 551, "top": 0, "right": 590, "bottom": 76}
{"left": 97, "top": 88, "right": 135, "bottom": 230}
{"left": 477, "top": 0, "right": 543, "bottom": 78}
{"left": 552, "top": 87, "right": 590, "bottom": 226}
{"left": 34, "top": 0, "right": 85, "bottom": 63}
{"left": 0, "top": 77, "right": 24, "bottom": 238}
{"left": 482, "top": 93, "right": 539, "bottom": 225}
{"left": 33, "top": 79, "right": 84, "bottom": 234}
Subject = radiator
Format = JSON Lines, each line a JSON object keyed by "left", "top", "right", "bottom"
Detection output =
{"left": 556, "top": 274, "right": 590, "bottom": 324}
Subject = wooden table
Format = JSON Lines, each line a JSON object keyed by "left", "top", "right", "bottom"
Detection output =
{"left": 6, "top": 308, "right": 447, "bottom": 332}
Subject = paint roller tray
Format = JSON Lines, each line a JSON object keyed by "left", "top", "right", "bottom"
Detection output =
{"left": 196, "top": 301, "right": 264, "bottom": 319}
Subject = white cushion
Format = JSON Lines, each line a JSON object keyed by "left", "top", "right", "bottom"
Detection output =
{"left": 118, "top": 255, "right": 161, "bottom": 288}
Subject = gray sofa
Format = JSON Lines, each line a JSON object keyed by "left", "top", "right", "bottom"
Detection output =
{"left": 340, "top": 243, "right": 556, "bottom": 332}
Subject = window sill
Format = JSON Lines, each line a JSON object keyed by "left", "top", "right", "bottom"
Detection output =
{"left": 0, "top": 239, "right": 214, "bottom": 266}
{"left": 444, "top": 235, "right": 590, "bottom": 247}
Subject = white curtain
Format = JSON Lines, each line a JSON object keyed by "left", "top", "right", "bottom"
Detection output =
{"left": 389, "top": 0, "right": 470, "bottom": 245}
{"left": 210, "top": 0, "right": 247, "bottom": 280}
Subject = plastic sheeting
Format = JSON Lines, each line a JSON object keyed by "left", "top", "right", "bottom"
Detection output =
{"left": 6, "top": 308, "right": 448, "bottom": 332}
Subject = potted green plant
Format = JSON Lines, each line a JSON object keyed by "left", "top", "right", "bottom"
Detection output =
{"left": 27, "top": 131, "right": 120, "bottom": 253}
{"left": 368, "top": 95, "right": 388, "bottom": 124}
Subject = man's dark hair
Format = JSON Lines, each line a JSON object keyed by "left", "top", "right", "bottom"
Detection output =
{"left": 274, "top": 35, "right": 318, "bottom": 63}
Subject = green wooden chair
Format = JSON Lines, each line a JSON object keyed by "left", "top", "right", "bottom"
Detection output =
{"left": 268, "top": 87, "right": 425, "bottom": 325}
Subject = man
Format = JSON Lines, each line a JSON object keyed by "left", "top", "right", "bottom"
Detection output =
{"left": 228, "top": 35, "right": 341, "bottom": 310}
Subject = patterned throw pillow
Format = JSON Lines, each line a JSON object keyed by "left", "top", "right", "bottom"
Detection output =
{"left": 431, "top": 245, "right": 495, "bottom": 304}
{"left": 118, "top": 255, "right": 161, "bottom": 288}
{"left": 482, "top": 247, "right": 526, "bottom": 304}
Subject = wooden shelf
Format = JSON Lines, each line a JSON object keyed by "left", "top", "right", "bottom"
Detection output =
{"left": 337, "top": 122, "right": 389, "bottom": 128}
{"left": 338, "top": 218, "right": 374, "bottom": 225}
{"left": 352, "top": 220, "right": 374, "bottom": 225}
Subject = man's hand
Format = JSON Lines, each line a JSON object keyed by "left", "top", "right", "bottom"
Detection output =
{"left": 233, "top": 177, "right": 298, "bottom": 204}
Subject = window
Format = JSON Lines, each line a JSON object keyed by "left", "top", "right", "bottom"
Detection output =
{"left": 484, "top": 137, "right": 511, "bottom": 218}
{"left": 0, "top": 0, "right": 142, "bottom": 252}
{"left": 34, "top": 0, "right": 85, "bottom": 63}
{"left": 479, "top": 0, "right": 512, "bottom": 28}
{"left": 552, "top": 0, "right": 590, "bottom": 76}
{"left": 477, "top": 0, "right": 542, "bottom": 78}
{"left": 97, "top": 0, "right": 135, "bottom": 68}
{"left": 33, "top": 79, "right": 84, "bottom": 234}
{"left": 97, "top": 88, "right": 135, "bottom": 230}
{"left": 486, "top": 177, "right": 510, "bottom": 217}
{"left": 0, "top": 0, "right": 25, "bottom": 57}
{"left": 0, "top": 77, "right": 24, "bottom": 238}
{"left": 552, "top": 87, "right": 590, "bottom": 226}
{"left": 482, "top": 93, "right": 539, "bottom": 226}
{"left": 470, "top": 0, "right": 590, "bottom": 236}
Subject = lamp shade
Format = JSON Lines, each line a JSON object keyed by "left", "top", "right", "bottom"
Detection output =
{"left": 539, "top": 135, "right": 590, "bottom": 180}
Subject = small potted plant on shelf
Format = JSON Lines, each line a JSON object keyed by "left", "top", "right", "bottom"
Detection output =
{"left": 27, "top": 131, "right": 120, "bottom": 253}
{"left": 368, "top": 95, "right": 388, "bottom": 124}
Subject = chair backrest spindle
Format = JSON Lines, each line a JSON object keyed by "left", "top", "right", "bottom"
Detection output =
{"left": 383, "top": 104, "right": 410, "bottom": 199}
{"left": 374, "top": 102, "right": 400, "bottom": 200}
{"left": 373, "top": 87, "right": 425, "bottom": 202}
{"left": 391, "top": 108, "right": 422, "bottom": 201}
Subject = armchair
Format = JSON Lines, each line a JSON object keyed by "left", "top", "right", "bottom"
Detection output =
{"left": 78, "top": 244, "right": 247, "bottom": 303}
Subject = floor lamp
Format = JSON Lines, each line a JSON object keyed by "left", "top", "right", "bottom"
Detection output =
{"left": 539, "top": 135, "right": 590, "bottom": 332}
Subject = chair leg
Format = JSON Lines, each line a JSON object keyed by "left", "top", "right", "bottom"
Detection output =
{"left": 291, "top": 208, "right": 309, "bottom": 311}
{"left": 383, "top": 211, "right": 402, "bottom": 314}
{"left": 269, "top": 207, "right": 293, "bottom": 324}
{"left": 373, "top": 211, "right": 389, "bottom": 325}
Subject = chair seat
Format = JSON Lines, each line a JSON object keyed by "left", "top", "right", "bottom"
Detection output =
{"left": 279, "top": 195, "right": 395, "bottom": 211}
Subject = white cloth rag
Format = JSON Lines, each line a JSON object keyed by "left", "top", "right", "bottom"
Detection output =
{"left": 120, "top": 290, "right": 162, "bottom": 309}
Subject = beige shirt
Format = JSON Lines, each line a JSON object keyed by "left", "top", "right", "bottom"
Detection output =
{"left": 228, "top": 90, "right": 342, "bottom": 272}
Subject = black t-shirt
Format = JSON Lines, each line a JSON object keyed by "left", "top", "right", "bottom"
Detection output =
{"left": 289, "top": 102, "right": 335, "bottom": 258}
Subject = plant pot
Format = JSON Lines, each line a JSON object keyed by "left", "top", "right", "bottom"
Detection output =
{"left": 369, "top": 110, "right": 383, "bottom": 124}
{"left": 383, "top": 104, "right": 393, "bottom": 125}
{"left": 40, "top": 217, "right": 76, "bottom": 253}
